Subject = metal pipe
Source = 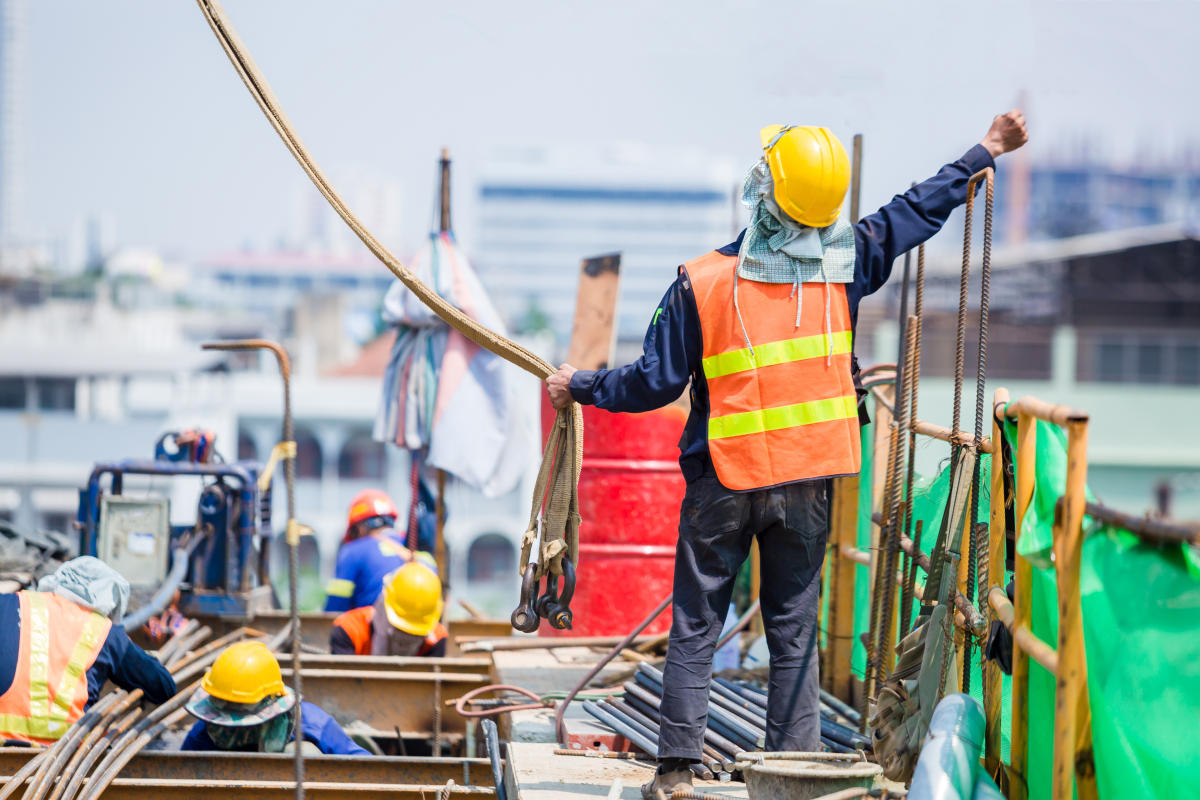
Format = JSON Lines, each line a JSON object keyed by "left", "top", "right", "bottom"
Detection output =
{"left": 622, "top": 682, "right": 743, "bottom": 763}
{"left": 582, "top": 702, "right": 658, "bottom": 758}
{"left": 634, "top": 666, "right": 762, "bottom": 751}
{"left": 554, "top": 591, "right": 672, "bottom": 745}
{"left": 203, "top": 338, "right": 303, "bottom": 800}
{"left": 819, "top": 688, "right": 862, "bottom": 726}
{"left": 480, "top": 720, "right": 506, "bottom": 800}
{"left": 618, "top": 695, "right": 726, "bottom": 773}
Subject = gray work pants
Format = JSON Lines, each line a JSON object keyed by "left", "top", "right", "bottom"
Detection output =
{"left": 657, "top": 472, "right": 828, "bottom": 761}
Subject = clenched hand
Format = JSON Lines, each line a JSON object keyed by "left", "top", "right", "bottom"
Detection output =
{"left": 981, "top": 109, "right": 1029, "bottom": 158}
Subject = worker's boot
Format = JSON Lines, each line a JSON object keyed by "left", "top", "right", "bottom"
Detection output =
{"left": 641, "top": 758, "right": 693, "bottom": 799}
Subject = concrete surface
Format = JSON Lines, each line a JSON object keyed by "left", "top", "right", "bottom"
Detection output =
{"left": 506, "top": 742, "right": 750, "bottom": 800}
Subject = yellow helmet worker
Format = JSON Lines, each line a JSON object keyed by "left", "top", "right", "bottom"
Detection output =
{"left": 758, "top": 125, "right": 851, "bottom": 228}
{"left": 182, "top": 641, "right": 368, "bottom": 754}
{"left": 330, "top": 561, "right": 448, "bottom": 657}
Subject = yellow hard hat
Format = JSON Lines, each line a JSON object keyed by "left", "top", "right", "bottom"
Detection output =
{"left": 200, "top": 641, "right": 287, "bottom": 705}
{"left": 382, "top": 561, "right": 444, "bottom": 637}
{"left": 759, "top": 125, "right": 850, "bottom": 228}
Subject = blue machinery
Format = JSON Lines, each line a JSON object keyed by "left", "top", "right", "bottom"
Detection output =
{"left": 75, "top": 442, "right": 279, "bottom": 619}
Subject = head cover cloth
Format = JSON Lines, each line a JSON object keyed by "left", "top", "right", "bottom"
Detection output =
{"left": 733, "top": 129, "right": 857, "bottom": 362}
{"left": 37, "top": 556, "right": 131, "bottom": 621}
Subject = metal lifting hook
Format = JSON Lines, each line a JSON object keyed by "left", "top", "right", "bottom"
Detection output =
{"left": 510, "top": 563, "right": 540, "bottom": 633}
{"left": 542, "top": 557, "right": 576, "bottom": 630}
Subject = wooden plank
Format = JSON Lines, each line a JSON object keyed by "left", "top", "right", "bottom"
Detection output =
{"left": 565, "top": 253, "right": 621, "bottom": 370}
{"left": 983, "top": 388, "right": 1009, "bottom": 777}
{"left": 1010, "top": 411, "right": 1037, "bottom": 800}
{"left": 1053, "top": 421, "right": 1097, "bottom": 800}
{"left": 825, "top": 475, "right": 859, "bottom": 703}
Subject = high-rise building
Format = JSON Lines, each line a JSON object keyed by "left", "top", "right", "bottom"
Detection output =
{"left": 0, "top": 0, "right": 25, "bottom": 248}
{"left": 474, "top": 144, "right": 737, "bottom": 348}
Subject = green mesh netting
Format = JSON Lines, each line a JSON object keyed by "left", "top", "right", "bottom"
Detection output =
{"left": 1000, "top": 417, "right": 1200, "bottom": 799}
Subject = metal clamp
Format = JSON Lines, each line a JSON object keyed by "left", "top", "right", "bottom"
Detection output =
{"left": 510, "top": 563, "right": 540, "bottom": 633}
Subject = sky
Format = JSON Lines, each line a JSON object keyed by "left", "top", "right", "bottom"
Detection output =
{"left": 22, "top": 0, "right": 1200, "bottom": 261}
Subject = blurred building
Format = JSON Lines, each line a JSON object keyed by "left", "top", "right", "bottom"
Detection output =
{"left": 862, "top": 223, "right": 1200, "bottom": 519}
{"left": 994, "top": 158, "right": 1200, "bottom": 243}
{"left": 474, "top": 144, "right": 737, "bottom": 349}
{"left": 0, "top": 271, "right": 533, "bottom": 614}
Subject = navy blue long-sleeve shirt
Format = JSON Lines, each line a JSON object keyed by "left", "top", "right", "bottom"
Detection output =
{"left": 568, "top": 144, "right": 996, "bottom": 484}
{"left": 0, "top": 593, "right": 177, "bottom": 711}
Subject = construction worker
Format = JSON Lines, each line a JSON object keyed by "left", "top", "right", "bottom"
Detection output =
{"left": 182, "top": 641, "right": 368, "bottom": 754}
{"left": 546, "top": 111, "right": 1029, "bottom": 797}
{"left": 330, "top": 562, "right": 449, "bottom": 657}
{"left": 0, "top": 557, "right": 177, "bottom": 744}
{"left": 324, "top": 489, "right": 437, "bottom": 613}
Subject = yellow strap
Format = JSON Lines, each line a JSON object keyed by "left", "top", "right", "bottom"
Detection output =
{"left": 285, "top": 518, "right": 311, "bottom": 547}
{"left": 702, "top": 330, "right": 852, "bottom": 380}
{"left": 325, "top": 578, "right": 355, "bottom": 599}
{"left": 708, "top": 395, "right": 858, "bottom": 440}
{"left": 49, "top": 612, "right": 108, "bottom": 726}
{"left": 26, "top": 593, "right": 51, "bottom": 724}
{"left": 257, "top": 440, "right": 297, "bottom": 493}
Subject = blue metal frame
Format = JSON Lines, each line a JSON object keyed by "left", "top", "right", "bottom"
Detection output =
{"left": 76, "top": 457, "right": 274, "bottom": 614}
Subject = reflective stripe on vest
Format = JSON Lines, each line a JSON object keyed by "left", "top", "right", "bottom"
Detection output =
{"left": 0, "top": 592, "right": 111, "bottom": 744}
{"left": 684, "top": 250, "right": 861, "bottom": 490}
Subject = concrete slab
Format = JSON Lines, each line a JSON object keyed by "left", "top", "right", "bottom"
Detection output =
{"left": 506, "top": 742, "right": 749, "bottom": 800}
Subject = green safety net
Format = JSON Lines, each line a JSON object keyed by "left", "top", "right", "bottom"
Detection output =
{"left": 1000, "top": 417, "right": 1200, "bottom": 799}
{"left": 843, "top": 394, "right": 1200, "bottom": 798}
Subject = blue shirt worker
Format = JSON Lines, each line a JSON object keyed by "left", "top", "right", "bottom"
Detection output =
{"left": 182, "top": 641, "right": 368, "bottom": 755}
{"left": 545, "top": 111, "right": 1029, "bottom": 799}
{"left": 0, "top": 557, "right": 177, "bottom": 745}
{"left": 324, "top": 489, "right": 437, "bottom": 613}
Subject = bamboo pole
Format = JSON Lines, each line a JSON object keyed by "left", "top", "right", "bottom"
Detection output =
{"left": 954, "top": 484, "right": 973, "bottom": 691}
{"left": 988, "top": 588, "right": 1057, "bottom": 674}
{"left": 910, "top": 419, "right": 994, "bottom": 454}
{"left": 1010, "top": 411, "right": 1037, "bottom": 800}
{"left": 983, "top": 388, "right": 1009, "bottom": 776}
{"left": 1052, "top": 422, "right": 1097, "bottom": 800}
{"left": 827, "top": 475, "right": 859, "bottom": 703}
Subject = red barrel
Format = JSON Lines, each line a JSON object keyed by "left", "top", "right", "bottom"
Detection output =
{"left": 539, "top": 397, "right": 686, "bottom": 637}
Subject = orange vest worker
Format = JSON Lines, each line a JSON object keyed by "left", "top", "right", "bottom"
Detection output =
{"left": 684, "top": 251, "right": 861, "bottom": 490}
{"left": 331, "top": 606, "right": 448, "bottom": 657}
{"left": 0, "top": 592, "right": 112, "bottom": 744}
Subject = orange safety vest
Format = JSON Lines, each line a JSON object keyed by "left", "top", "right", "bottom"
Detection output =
{"left": 684, "top": 251, "right": 861, "bottom": 491}
{"left": 332, "top": 606, "right": 448, "bottom": 657}
{"left": 0, "top": 592, "right": 111, "bottom": 744}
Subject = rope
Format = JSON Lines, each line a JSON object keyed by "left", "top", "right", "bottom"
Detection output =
{"left": 194, "top": 0, "right": 582, "bottom": 582}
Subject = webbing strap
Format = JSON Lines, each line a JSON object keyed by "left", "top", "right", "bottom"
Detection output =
{"left": 196, "top": 0, "right": 582, "bottom": 582}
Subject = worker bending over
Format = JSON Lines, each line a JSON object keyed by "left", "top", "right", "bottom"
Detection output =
{"left": 182, "top": 641, "right": 368, "bottom": 755}
{"left": 330, "top": 562, "right": 448, "bottom": 657}
{"left": 0, "top": 557, "right": 177, "bottom": 744}
{"left": 324, "top": 489, "right": 437, "bottom": 613}
{"left": 546, "top": 111, "right": 1028, "bottom": 798}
